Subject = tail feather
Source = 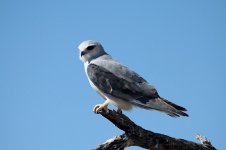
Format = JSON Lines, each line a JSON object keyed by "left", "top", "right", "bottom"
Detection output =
{"left": 132, "top": 97, "right": 189, "bottom": 117}
{"left": 160, "top": 97, "right": 188, "bottom": 117}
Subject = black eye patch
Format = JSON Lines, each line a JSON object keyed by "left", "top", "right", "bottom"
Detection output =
{"left": 86, "top": 45, "right": 96, "bottom": 51}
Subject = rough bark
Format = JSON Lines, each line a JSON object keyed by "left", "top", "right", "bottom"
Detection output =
{"left": 93, "top": 109, "right": 216, "bottom": 150}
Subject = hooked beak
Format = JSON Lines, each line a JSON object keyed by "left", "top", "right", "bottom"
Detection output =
{"left": 81, "top": 51, "right": 86, "bottom": 57}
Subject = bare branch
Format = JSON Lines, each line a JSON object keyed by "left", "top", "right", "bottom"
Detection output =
{"left": 93, "top": 109, "right": 216, "bottom": 150}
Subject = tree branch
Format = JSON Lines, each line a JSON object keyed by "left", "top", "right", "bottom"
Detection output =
{"left": 93, "top": 109, "right": 216, "bottom": 150}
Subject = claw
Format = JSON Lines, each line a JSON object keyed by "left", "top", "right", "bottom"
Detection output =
{"left": 93, "top": 103, "right": 109, "bottom": 113}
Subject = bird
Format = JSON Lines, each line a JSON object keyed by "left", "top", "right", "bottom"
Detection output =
{"left": 78, "top": 40, "right": 188, "bottom": 117}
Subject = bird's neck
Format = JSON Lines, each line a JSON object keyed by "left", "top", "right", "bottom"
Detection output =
{"left": 86, "top": 52, "right": 109, "bottom": 63}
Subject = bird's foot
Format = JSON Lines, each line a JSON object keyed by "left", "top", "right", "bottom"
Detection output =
{"left": 93, "top": 103, "right": 109, "bottom": 114}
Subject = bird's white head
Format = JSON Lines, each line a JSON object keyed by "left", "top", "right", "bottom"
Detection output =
{"left": 78, "top": 40, "right": 106, "bottom": 63}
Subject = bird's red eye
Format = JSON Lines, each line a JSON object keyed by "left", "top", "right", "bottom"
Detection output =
{"left": 86, "top": 45, "right": 95, "bottom": 51}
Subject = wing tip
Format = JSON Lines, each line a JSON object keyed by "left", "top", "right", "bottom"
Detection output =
{"left": 180, "top": 111, "right": 189, "bottom": 117}
{"left": 168, "top": 111, "right": 189, "bottom": 117}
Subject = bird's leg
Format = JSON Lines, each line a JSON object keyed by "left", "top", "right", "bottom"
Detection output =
{"left": 93, "top": 101, "right": 109, "bottom": 113}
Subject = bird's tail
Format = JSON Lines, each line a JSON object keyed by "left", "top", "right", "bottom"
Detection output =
{"left": 132, "top": 97, "right": 188, "bottom": 117}
{"left": 159, "top": 97, "right": 188, "bottom": 117}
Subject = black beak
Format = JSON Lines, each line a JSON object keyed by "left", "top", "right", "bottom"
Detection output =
{"left": 81, "top": 51, "right": 86, "bottom": 57}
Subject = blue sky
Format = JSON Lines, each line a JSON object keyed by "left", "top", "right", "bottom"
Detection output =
{"left": 0, "top": 0, "right": 225, "bottom": 150}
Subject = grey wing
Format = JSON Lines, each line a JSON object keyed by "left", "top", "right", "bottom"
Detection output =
{"left": 87, "top": 62, "right": 188, "bottom": 117}
{"left": 87, "top": 63, "right": 159, "bottom": 104}
{"left": 92, "top": 55, "right": 149, "bottom": 83}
